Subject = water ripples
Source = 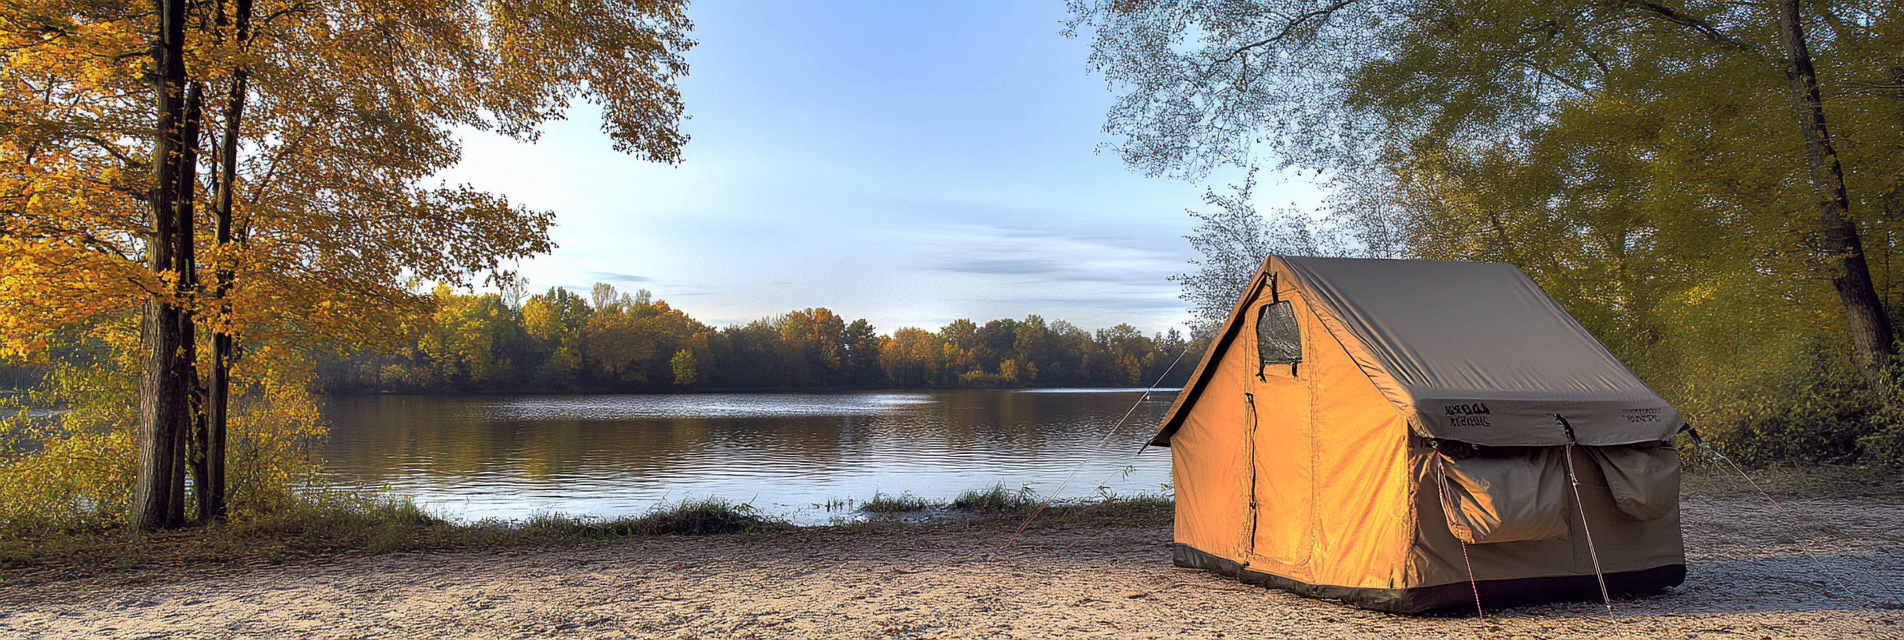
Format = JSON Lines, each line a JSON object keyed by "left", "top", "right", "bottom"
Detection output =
{"left": 318, "top": 389, "right": 1176, "bottom": 524}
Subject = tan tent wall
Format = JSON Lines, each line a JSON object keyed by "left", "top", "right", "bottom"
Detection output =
{"left": 1245, "top": 283, "right": 1414, "bottom": 590}
{"left": 1173, "top": 276, "right": 1415, "bottom": 591}
{"left": 1243, "top": 283, "right": 1318, "bottom": 578}
{"left": 1169, "top": 276, "right": 1268, "bottom": 562}
{"left": 1167, "top": 340, "right": 1256, "bottom": 561}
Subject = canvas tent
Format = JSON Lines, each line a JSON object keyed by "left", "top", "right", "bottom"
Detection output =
{"left": 1154, "top": 256, "right": 1686, "bottom": 613}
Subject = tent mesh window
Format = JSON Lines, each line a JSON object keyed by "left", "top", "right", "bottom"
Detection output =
{"left": 1257, "top": 301, "right": 1302, "bottom": 366}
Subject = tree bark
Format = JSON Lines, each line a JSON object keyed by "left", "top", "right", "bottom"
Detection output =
{"left": 1777, "top": 0, "right": 1897, "bottom": 394}
{"left": 133, "top": 0, "right": 193, "bottom": 532}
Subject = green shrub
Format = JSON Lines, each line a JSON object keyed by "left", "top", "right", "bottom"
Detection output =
{"left": 1694, "top": 339, "right": 1899, "bottom": 466}
{"left": 0, "top": 320, "right": 327, "bottom": 532}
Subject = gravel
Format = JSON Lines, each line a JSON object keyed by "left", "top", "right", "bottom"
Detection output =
{"left": 3, "top": 495, "right": 1902, "bottom": 639}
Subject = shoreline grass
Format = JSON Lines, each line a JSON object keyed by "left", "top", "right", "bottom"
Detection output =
{"left": 0, "top": 485, "right": 1172, "bottom": 592}
{"left": 0, "top": 494, "right": 797, "bottom": 588}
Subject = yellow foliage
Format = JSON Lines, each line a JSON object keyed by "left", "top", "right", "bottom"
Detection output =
{"left": 0, "top": 317, "right": 325, "bottom": 529}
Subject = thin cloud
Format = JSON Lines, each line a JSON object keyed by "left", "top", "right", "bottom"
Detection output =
{"left": 933, "top": 258, "right": 1065, "bottom": 276}
{"left": 586, "top": 271, "right": 656, "bottom": 284}
{"left": 921, "top": 221, "right": 1182, "bottom": 286}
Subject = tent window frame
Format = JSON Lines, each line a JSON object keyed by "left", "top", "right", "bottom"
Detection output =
{"left": 1256, "top": 300, "right": 1302, "bottom": 370}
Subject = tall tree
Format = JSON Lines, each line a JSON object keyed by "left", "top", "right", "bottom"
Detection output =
{"left": 133, "top": 0, "right": 196, "bottom": 532}
{"left": 203, "top": 0, "right": 257, "bottom": 521}
{"left": 1774, "top": 0, "right": 1893, "bottom": 392}
{"left": 2, "top": 0, "right": 695, "bottom": 529}
{"left": 1068, "top": 0, "right": 1904, "bottom": 394}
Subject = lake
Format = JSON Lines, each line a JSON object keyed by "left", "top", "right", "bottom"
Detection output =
{"left": 318, "top": 389, "right": 1177, "bottom": 524}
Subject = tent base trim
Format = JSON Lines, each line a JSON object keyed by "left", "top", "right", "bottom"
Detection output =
{"left": 1171, "top": 543, "right": 1686, "bottom": 614}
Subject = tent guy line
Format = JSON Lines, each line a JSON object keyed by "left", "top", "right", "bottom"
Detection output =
{"left": 1559, "top": 414, "right": 1618, "bottom": 619}
{"left": 1430, "top": 441, "right": 1486, "bottom": 619}
{"left": 1000, "top": 346, "right": 1193, "bottom": 551}
{"left": 1684, "top": 426, "right": 1901, "bottom": 607}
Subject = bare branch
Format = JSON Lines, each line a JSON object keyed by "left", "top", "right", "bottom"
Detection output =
{"left": 1615, "top": 0, "right": 1754, "bottom": 52}
{"left": 1214, "top": 0, "right": 1364, "bottom": 66}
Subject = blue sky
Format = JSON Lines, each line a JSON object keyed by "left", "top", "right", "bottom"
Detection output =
{"left": 441, "top": 1, "right": 1323, "bottom": 335}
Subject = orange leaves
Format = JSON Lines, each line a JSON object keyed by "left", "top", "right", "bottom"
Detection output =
{"left": 0, "top": 237, "right": 156, "bottom": 360}
{"left": 3, "top": 0, "right": 694, "bottom": 372}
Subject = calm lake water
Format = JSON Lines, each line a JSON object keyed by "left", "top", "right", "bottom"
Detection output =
{"left": 318, "top": 389, "right": 1177, "bottom": 524}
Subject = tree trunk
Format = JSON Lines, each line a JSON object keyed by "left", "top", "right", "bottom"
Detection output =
{"left": 204, "top": 0, "right": 255, "bottom": 523}
{"left": 179, "top": 81, "right": 207, "bottom": 523}
{"left": 133, "top": 0, "right": 192, "bottom": 532}
{"left": 1778, "top": 0, "right": 1897, "bottom": 394}
{"left": 1892, "top": 66, "right": 1904, "bottom": 127}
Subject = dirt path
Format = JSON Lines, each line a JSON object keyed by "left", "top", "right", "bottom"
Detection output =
{"left": 4, "top": 497, "right": 1903, "bottom": 639}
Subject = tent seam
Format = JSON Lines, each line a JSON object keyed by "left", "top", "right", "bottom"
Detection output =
{"left": 1283, "top": 260, "right": 1418, "bottom": 432}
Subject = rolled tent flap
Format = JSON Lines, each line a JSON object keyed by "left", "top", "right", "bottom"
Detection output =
{"left": 1436, "top": 448, "right": 1569, "bottom": 544}
{"left": 1586, "top": 445, "right": 1680, "bottom": 521}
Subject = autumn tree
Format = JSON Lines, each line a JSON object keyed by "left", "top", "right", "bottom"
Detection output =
{"left": 582, "top": 285, "right": 710, "bottom": 387}
{"left": 2, "top": 0, "right": 694, "bottom": 529}
{"left": 417, "top": 285, "right": 520, "bottom": 389}
{"left": 523, "top": 288, "right": 593, "bottom": 389}
{"left": 840, "top": 318, "right": 884, "bottom": 386}
{"left": 880, "top": 327, "right": 946, "bottom": 388}
{"left": 777, "top": 309, "right": 847, "bottom": 386}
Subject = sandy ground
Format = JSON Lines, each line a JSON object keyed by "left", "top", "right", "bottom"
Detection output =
{"left": 3, "top": 496, "right": 1903, "bottom": 639}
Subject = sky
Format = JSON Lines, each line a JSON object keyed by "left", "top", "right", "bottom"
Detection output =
{"left": 439, "top": 0, "right": 1324, "bottom": 336}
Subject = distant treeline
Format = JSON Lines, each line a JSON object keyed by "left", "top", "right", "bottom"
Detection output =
{"left": 315, "top": 284, "right": 1204, "bottom": 393}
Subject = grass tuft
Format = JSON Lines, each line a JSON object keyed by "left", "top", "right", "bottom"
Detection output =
{"left": 623, "top": 497, "right": 790, "bottom": 536}
{"left": 857, "top": 491, "right": 933, "bottom": 513}
{"left": 515, "top": 498, "right": 792, "bottom": 538}
{"left": 949, "top": 483, "right": 1035, "bottom": 512}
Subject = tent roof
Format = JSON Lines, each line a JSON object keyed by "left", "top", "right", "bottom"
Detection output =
{"left": 1152, "top": 256, "right": 1681, "bottom": 447}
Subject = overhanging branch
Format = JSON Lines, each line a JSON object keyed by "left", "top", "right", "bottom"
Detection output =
{"left": 1615, "top": 0, "right": 1754, "bottom": 53}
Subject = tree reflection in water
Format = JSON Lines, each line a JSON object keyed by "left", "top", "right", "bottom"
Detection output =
{"left": 318, "top": 389, "right": 1176, "bottom": 524}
